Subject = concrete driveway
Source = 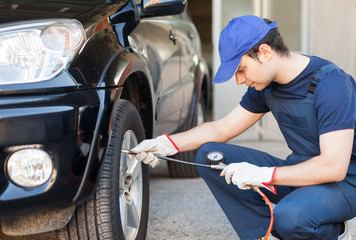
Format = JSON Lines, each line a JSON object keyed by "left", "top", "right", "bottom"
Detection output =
{"left": 146, "top": 176, "right": 238, "bottom": 240}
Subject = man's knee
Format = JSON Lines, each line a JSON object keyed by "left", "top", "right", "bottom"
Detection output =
{"left": 274, "top": 203, "right": 316, "bottom": 238}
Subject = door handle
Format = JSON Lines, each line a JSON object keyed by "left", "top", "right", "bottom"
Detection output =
{"left": 169, "top": 30, "right": 177, "bottom": 45}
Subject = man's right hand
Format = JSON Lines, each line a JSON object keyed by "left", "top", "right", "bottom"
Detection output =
{"left": 129, "top": 133, "right": 179, "bottom": 168}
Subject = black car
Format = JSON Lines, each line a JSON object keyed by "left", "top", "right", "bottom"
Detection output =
{"left": 0, "top": 0, "right": 210, "bottom": 239}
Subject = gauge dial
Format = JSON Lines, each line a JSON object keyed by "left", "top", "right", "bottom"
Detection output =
{"left": 205, "top": 151, "right": 225, "bottom": 165}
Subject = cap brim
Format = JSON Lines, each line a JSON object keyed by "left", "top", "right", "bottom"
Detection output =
{"left": 213, "top": 56, "right": 241, "bottom": 83}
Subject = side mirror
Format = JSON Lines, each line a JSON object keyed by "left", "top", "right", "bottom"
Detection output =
{"left": 140, "top": 0, "right": 187, "bottom": 18}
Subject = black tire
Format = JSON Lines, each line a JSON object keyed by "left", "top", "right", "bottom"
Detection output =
{"left": 56, "top": 100, "right": 149, "bottom": 240}
{"left": 168, "top": 95, "right": 206, "bottom": 178}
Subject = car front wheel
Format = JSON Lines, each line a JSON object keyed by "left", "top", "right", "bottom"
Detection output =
{"left": 57, "top": 100, "right": 149, "bottom": 240}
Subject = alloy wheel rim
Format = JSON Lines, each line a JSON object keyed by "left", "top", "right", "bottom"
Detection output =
{"left": 119, "top": 130, "right": 143, "bottom": 239}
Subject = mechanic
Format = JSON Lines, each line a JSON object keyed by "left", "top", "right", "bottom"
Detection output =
{"left": 129, "top": 15, "right": 356, "bottom": 240}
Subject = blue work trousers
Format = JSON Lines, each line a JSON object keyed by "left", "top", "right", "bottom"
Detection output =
{"left": 196, "top": 142, "right": 356, "bottom": 240}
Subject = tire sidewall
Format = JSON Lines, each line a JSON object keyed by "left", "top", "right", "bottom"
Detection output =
{"left": 105, "top": 100, "right": 149, "bottom": 240}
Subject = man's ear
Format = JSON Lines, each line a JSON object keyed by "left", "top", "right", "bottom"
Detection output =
{"left": 258, "top": 44, "right": 273, "bottom": 62}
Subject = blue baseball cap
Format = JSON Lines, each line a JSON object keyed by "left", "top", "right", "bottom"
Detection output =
{"left": 213, "top": 15, "right": 278, "bottom": 83}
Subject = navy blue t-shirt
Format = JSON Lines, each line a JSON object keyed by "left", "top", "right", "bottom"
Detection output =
{"left": 240, "top": 56, "right": 356, "bottom": 158}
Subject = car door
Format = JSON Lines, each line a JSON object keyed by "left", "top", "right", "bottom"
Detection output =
{"left": 134, "top": 18, "right": 184, "bottom": 135}
{"left": 170, "top": 12, "right": 199, "bottom": 128}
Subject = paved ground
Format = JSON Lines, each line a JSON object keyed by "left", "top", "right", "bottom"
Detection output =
{"left": 147, "top": 140, "right": 356, "bottom": 239}
{"left": 146, "top": 177, "right": 237, "bottom": 240}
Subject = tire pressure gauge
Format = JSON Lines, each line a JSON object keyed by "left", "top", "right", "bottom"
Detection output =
{"left": 205, "top": 151, "right": 225, "bottom": 165}
{"left": 122, "top": 149, "right": 226, "bottom": 170}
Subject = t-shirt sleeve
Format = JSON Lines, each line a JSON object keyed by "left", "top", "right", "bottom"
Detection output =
{"left": 240, "top": 87, "right": 270, "bottom": 113}
{"left": 314, "top": 73, "right": 356, "bottom": 135}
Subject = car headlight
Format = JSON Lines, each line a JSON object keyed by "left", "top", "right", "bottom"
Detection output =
{"left": 0, "top": 19, "right": 85, "bottom": 85}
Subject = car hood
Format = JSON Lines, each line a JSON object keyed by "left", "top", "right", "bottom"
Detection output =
{"left": 0, "top": 0, "right": 110, "bottom": 25}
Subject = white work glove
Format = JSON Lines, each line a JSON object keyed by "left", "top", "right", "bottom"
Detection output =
{"left": 220, "top": 162, "right": 277, "bottom": 194}
{"left": 129, "top": 132, "right": 179, "bottom": 168}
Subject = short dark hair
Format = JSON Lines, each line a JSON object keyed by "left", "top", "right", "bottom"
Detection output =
{"left": 246, "top": 18, "right": 290, "bottom": 59}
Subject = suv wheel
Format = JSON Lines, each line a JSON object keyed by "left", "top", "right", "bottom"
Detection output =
{"left": 57, "top": 100, "right": 149, "bottom": 240}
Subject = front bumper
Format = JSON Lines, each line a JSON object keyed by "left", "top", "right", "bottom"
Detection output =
{"left": 0, "top": 89, "right": 104, "bottom": 218}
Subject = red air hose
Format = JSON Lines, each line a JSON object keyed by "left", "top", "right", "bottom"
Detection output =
{"left": 252, "top": 186, "right": 274, "bottom": 239}
{"left": 257, "top": 188, "right": 274, "bottom": 238}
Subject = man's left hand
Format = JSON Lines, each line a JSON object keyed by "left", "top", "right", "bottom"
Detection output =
{"left": 220, "top": 162, "right": 277, "bottom": 194}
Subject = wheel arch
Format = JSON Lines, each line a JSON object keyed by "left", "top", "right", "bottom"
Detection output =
{"left": 120, "top": 71, "right": 154, "bottom": 139}
{"left": 198, "top": 58, "right": 211, "bottom": 112}
{"left": 183, "top": 58, "right": 210, "bottom": 131}
{"left": 73, "top": 49, "right": 155, "bottom": 203}
{"left": 107, "top": 50, "right": 155, "bottom": 140}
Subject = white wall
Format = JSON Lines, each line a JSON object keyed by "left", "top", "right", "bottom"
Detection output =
{"left": 308, "top": 0, "right": 356, "bottom": 78}
{"left": 212, "top": 0, "right": 260, "bottom": 141}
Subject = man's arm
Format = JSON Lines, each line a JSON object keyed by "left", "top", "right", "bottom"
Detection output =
{"left": 171, "top": 105, "right": 265, "bottom": 152}
{"left": 129, "top": 105, "right": 264, "bottom": 167}
{"left": 273, "top": 129, "right": 354, "bottom": 186}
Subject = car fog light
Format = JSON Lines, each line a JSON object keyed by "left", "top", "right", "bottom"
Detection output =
{"left": 7, "top": 149, "right": 53, "bottom": 188}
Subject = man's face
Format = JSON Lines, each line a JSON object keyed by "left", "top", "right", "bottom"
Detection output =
{"left": 234, "top": 54, "right": 274, "bottom": 91}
